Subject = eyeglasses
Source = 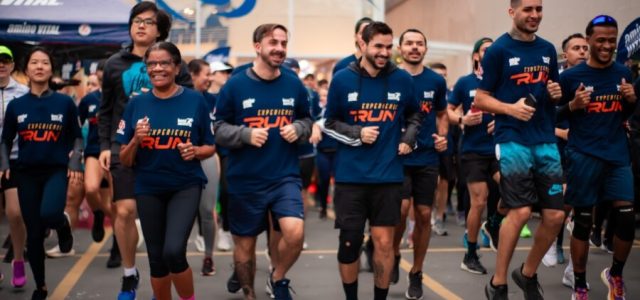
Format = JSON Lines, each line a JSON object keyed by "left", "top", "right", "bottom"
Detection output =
{"left": 133, "top": 18, "right": 157, "bottom": 26}
{"left": 590, "top": 15, "right": 617, "bottom": 26}
{"left": 0, "top": 57, "right": 13, "bottom": 64}
{"left": 145, "top": 60, "right": 173, "bottom": 69}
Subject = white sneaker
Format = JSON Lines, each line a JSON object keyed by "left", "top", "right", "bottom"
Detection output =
{"left": 562, "top": 261, "right": 590, "bottom": 290}
{"left": 135, "top": 219, "right": 144, "bottom": 249}
{"left": 542, "top": 241, "right": 558, "bottom": 267}
{"left": 216, "top": 229, "right": 232, "bottom": 251}
{"left": 46, "top": 245, "right": 76, "bottom": 258}
{"left": 195, "top": 235, "right": 205, "bottom": 253}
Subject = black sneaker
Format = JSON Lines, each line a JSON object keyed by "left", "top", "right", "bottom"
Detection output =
{"left": 511, "top": 265, "right": 543, "bottom": 300}
{"left": 461, "top": 253, "right": 487, "bottom": 275}
{"left": 589, "top": 230, "right": 602, "bottom": 247}
{"left": 405, "top": 271, "right": 423, "bottom": 300}
{"left": 118, "top": 271, "right": 140, "bottom": 300}
{"left": 107, "top": 241, "right": 122, "bottom": 269}
{"left": 391, "top": 255, "right": 401, "bottom": 285}
{"left": 201, "top": 257, "right": 216, "bottom": 276}
{"left": 227, "top": 271, "right": 241, "bottom": 293}
{"left": 57, "top": 216, "right": 73, "bottom": 253}
{"left": 31, "top": 288, "right": 48, "bottom": 300}
{"left": 91, "top": 210, "right": 105, "bottom": 242}
{"left": 485, "top": 279, "right": 508, "bottom": 300}
{"left": 273, "top": 278, "right": 294, "bottom": 300}
{"left": 481, "top": 221, "right": 499, "bottom": 252}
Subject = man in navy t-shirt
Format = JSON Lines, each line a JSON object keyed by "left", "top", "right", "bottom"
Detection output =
{"left": 324, "top": 22, "right": 422, "bottom": 300}
{"left": 213, "top": 23, "right": 312, "bottom": 300}
{"left": 474, "top": 1, "right": 565, "bottom": 299}
{"left": 389, "top": 28, "right": 448, "bottom": 300}
{"left": 332, "top": 17, "right": 373, "bottom": 76}
{"left": 558, "top": 16, "right": 637, "bottom": 300}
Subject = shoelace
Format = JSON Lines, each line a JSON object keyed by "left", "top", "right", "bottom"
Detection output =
{"left": 611, "top": 275, "right": 625, "bottom": 296}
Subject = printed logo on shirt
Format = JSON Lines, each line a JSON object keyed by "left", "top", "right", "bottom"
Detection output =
{"left": 616, "top": 84, "right": 621, "bottom": 92}
{"left": 140, "top": 129, "right": 192, "bottom": 150}
{"left": 350, "top": 103, "right": 397, "bottom": 123}
{"left": 116, "top": 120, "right": 126, "bottom": 135}
{"left": 282, "top": 98, "right": 295, "bottom": 107}
{"left": 51, "top": 114, "right": 63, "bottom": 122}
{"left": 469, "top": 90, "right": 477, "bottom": 98}
{"left": 387, "top": 92, "right": 401, "bottom": 101}
{"left": 242, "top": 98, "right": 255, "bottom": 109}
{"left": 509, "top": 57, "right": 520, "bottom": 67}
{"left": 510, "top": 66, "right": 549, "bottom": 86}
{"left": 420, "top": 101, "right": 433, "bottom": 114}
{"left": 244, "top": 109, "right": 294, "bottom": 129}
{"left": 177, "top": 118, "right": 194, "bottom": 127}
{"left": 348, "top": 92, "right": 358, "bottom": 102}
{"left": 542, "top": 56, "right": 550, "bottom": 64}
{"left": 588, "top": 91, "right": 623, "bottom": 113}
{"left": 19, "top": 122, "right": 62, "bottom": 143}
{"left": 423, "top": 91, "right": 435, "bottom": 99}
{"left": 585, "top": 86, "right": 595, "bottom": 92}
{"left": 89, "top": 105, "right": 97, "bottom": 113}
{"left": 17, "top": 114, "right": 28, "bottom": 124}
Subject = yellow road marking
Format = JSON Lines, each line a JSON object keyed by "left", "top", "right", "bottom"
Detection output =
{"left": 399, "top": 258, "right": 463, "bottom": 300}
{"left": 50, "top": 228, "right": 113, "bottom": 300}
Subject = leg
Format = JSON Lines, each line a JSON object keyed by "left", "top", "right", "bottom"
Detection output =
{"left": 393, "top": 199, "right": 411, "bottom": 256}
{"left": 467, "top": 182, "right": 489, "bottom": 245}
{"left": 370, "top": 226, "right": 395, "bottom": 288}
{"left": 64, "top": 174, "right": 84, "bottom": 228}
{"left": 113, "top": 199, "right": 138, "bottom": 269}
{"left": 315, "top": 151, "right": 331, "bottom": 215}
{"left": 199, "top": 155, "right": 219, "bottom": 259}
{"left": 492, "top": 206, "right": 531, "bottom": 285}
{"left": 272, "top": 217, "right": 304, "bottom": 281}
{"left": 233, "top": 235, "right": 258, "bottom": 300}
{"left": 136, "top": 193, "right": 170, "bottom": 300}
{"left": 411, "top": 204, "right": 432, "bottom": 273}
{"left": 522, "top": 208, "right": 565, "bottom": 277}
{"left": 15, "top": 170, "right": 46, "bottom": 290}
{"left": 5, "top": 187, "right": 26, "bottom": 262}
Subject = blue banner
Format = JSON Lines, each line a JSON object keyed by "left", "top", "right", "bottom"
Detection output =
{"left": 617, "top": 17, "right": 640, "bottom": 63}
{"left": 203, "top": 46, "right": 230, "bottom": 62}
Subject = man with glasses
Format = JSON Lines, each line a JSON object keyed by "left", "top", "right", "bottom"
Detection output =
{"left": 558, "top": 15, "right": 636, "bottom": 300}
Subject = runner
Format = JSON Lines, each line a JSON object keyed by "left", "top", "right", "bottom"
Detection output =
{"left": 332, "top": 17, "right": 373, "bottom": 75}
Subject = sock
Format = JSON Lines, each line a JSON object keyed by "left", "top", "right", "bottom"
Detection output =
{"left": 124, "top": 267, "right": 137, "bottom": 277}
{"left": 610, "top": 258, "right": 625, "bottom": 276}
{"left": 468, "top": 242, "right": 478, "bottom": 256}
{"left": 373, "top": 285, "right": 389, "bottom": 300}
{"left": 342, "top": 281, "right": 358, "bottom": 300}
{"left": 574, "top": 271, "right": 587, "bottom": 289}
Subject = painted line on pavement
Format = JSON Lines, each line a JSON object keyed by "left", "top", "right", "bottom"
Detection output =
{"left": 399, "top": 258, "right": 463, "bottom": 300}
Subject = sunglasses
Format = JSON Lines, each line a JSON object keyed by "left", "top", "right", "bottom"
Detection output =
{"left": 590, "top": 15, "right": 617, "bottom": 26}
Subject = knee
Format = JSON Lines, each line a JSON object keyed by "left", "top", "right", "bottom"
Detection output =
{"left": 415, "top": 206, "right": 432, "bottom": 225}
{"left": 572, "top": 207, "right": 593, "bottom": 241}
{"left": 115, "top": 204, "right": 136, "bottom": 222}
{"left": 544, "top": 210, "right": 566, "bottom": 228}
{"left": 509, "top": 207, "right": 532, "bottom": 224}
{"left": 613, "top": 205, "right": 635, "bottom": 241}
{"left": 372, "top": 235, "right": 393, "bottom": 253}
{"left": 337, "top": 229, "right": 363, "bottom": 264}
{"left": 149, "top": 257, "right": 170, "bottom": 278}
{"left": 163, "top": 246, "right": 189, "bottom": 274}
{"left": 84, "top": 182, "right": 100, "bottom": 198}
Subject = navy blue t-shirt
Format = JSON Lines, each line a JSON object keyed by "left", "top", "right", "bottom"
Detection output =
{"left": 2, "top": 91, "right": 82, "bottom": 169}
{"left": 332, "top": 54, "right": 357, "bottom": 75}
{"left": 404, "top": 68, "right": 447, "bottom": 166}
{"left": 116, "top": 88, "right": 213, "bottom": 195}
{"left": 326, "top": 66, "right": 419, "bottom": 183}
{"left": 479, "top": 33, "right": 560, "bottom": 145}
{"left": 79, "top": 90, "right": 101, "bottom": 156}
{"left": 450, "top": 73, "right": 495, "bottom": 156}
{"left": 215, "top": 68, "right": 311, "bottom": 194}
{"left": 559, "top": 62, "right": 635, "bottom": 166}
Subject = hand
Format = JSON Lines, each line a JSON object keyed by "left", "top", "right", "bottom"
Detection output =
{"left": 98, "top": 150, "right": 111, "bottom": 171}
{"left": 360, "top": 126, "right": 380, "bottom": 144}
{"left": 135, "top": 116, "right": 151, "bottom": 144}
{"left": 547, "top": 80, "right": 562, "bottom": 101}
{"left": 432, "top": 134, "right": 447, "bottom": 152}
{"left": 463, "top": 110, "right": 483, "bottom": 126}
{"left": 280, "top": 124, "right": 299, "bottom": 143}
{"left": 620, "top": 78, "right": 637, "bottom": 103}
{"left": 177, "top": 142, "right": 196, "bottom": 161}
{"left": 250, "top": 128, "right": 269, "bottom": 147}
{"left": 509, "top": 98, "right": 536, "bottom": 121}
{"left": 309, "top": 124, "right": 323, "bottom": 144}
{"left": 487, "top": 120, "right": 495, "bottom": 135}
{"left": 398, "top": 143, "right": 412, "bottom": 155}
{"left": 569, "top": 83, "right": 591, "bottom": 111}
{"left": 67, "top": 169, "right": 84, "bottom": 186}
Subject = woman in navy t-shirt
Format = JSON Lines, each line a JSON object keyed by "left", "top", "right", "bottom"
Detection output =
{"left": 117, "top": 42, "right": 214, "bottom": 300}
{"left": 0, "top": 47, "right": 83, "bottom": 300}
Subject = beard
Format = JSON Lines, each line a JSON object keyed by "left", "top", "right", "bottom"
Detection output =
{"left": 260, "top": 50, "right": 285, "bottom": 68}
{"left": 364, "top": 53, "right": 388, "bottom": 70}
{"left": 515, "top": 19, "right": 539, "bottom": 34}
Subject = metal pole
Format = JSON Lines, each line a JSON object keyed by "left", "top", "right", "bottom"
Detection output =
{"left": 195, "top": 0, "right": 202, "bottom": 57}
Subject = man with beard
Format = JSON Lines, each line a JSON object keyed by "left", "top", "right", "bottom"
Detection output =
{"left": 390, "top": 28, "right": 448, "bottom": 300}
{"left": 475, "top": 1, "right": 565, "bottom": 299}
{"left": 214, "top": 23, "right": 312, "bottom": 300}
{"left": 558, "top": 15, "right": 636, "bottom": 300}
{"left": 324, "top": 22, "right": 422, "bottom": 300}
{"left": 448, "top": 37, "right": 508, "bottom": 275}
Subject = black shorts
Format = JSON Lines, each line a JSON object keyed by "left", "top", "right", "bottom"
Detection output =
{"left": 1, "top": 165, "right": 18, "bottom": 192}
{"left": 110, "top": 154, "right": 135, "bottom": 201}
{"left": 461, "top": 153, "right": 499, "bottom": 183}
{"left": 401, "top": 165, "right": 438, "bottom": 206}
{"left": 299, "top": 156, "right": 315, "bottom": 189}
{"left": 84, "top": 152, "right": 100, "bottom": 160}
{"left": 333, "top": 183, "right": 402, "bottom": 230}
{"left": 439, "top": 154, "right": 456, "bottom": 182}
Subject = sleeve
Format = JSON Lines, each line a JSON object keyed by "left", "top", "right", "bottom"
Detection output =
{"left": 435, "top": 77, "right": 448, "bottom": 111}
{"left": 401, "top": 83, "right": 423, "bottom": 146}
{"left": 323, "top": 79, "right": 362, "bottom": 146}
{"left": 176, "top": 60, "right": 194, "bottom": 88}
{"left": 555, "top": 73, "right": 575, "bottom": 122}
{"left": 198, "top": 95, "right": 215, "bottom": 146}
{"left": 115, "top": 100, "right": 134, "bottom": 146}
{"left": 478, "top": 45, "right": 501, "bottom": 93}
{"left": 78, "top": 95, "right": 89, "bottom": 125}
{"left": 292, "top": 85, "right": 313, "bottom": 143}
{"left": 622, "top": 69, "right": 637, "bottom": 120}
{"left": 212, "top": 83, "right": 252, "bottom": 149}
{"left": 66, "top": 98, "right": 83, "bottom": 140}
{"left": 548, "top": 46, "right": 560, "bottom": 83}
{"left": 98, "top": 61, "right": 115, "bottom": 151}
{"left": 449, "top": 77, "right": 464, "bottom": 106}
{"left": 1, "top": 101, "right": 17, "bottom": 145}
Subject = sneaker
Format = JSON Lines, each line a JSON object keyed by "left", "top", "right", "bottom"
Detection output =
{"left": 566, "top": 219, "right": 574, "bottom": 234}
{"left": 433, "top": 219, "right": 448, "bottom": 236}
{"left": 227, "top": 271, "right": 241, "bottom": 293}
{"left": 485, "top": 279, "right": 508, "bottom": 300}
{"left": 11, "top": 260, "right": 26, "bottom": 288}
{"left": 91, "top": 210, "right": 105, "bottom": 242}
{"left": 589, "top": 230, "right": 602, "bottom": 247}
{"left": 57, "top": 213, "right": 74, "bottom": 253}
{"left": 542, "top": 243, "right": 558, "bottom": 267}
{"left": 31, "top": 288, "right": 48, "bottom": 300}
{"left": 511, "top": 265, "right": 543, "bottom": 300}
{"left": 45, "top": 245, "right": 76, "bottom": 258}
{"left": 135, "top": 219, "right": 144, "bottom": 249}
{"left": 405, "top": 271, "right": 423, "bottom": 300}
{"left": 571, "top": 287, "right": 589, "bottom": 300}
{"left": 107, "top": 243, "right": 122, "bottom": 269}
{"left": 481, "top": 221, "right": 499, "bottom": 252}
{"left": 117, "top": 271, "right": 139, "bottom": 300}
{"left": 391, "top": 255, "right": 400, "bottom": 285}
{"left": 273, "top": 278, "right": 294, "bottom": 300}
{"left": 194, "top": 235, "right": 205, "bottom": 253}
{"left": 201, "top": 257, "right": 215, "bottom": 276}
{"left": 601, "top": 267, "right": 625, "bottom": 300}
{"left": 266, "top": 272, "right": 275, "bottom": 298}
{"left": 462, "top": 232, "right": 480, "bottom": 249}
{"left": 456, "top": 211, "right": 466, "bottom": 227}
{"left": 520, "top": 224, "right": 532, "bottom": 238}
{"left": 557, "top": 245, "right": 565, "bottom": 264}
{"left": 562, "top": 263, "right": 575, "bottom": 289}
{"left": 601, "top": 239, "right": 614, "bottom": 254}
{"left": 461, "top": 253, "right": 487, "bottom": 275}
{"left": 217, "top": 229, "right": 232, "bottom": 251}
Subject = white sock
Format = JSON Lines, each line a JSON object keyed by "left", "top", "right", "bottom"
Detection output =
{"left": 124, "top": 267, "right": 137, "bottom": 277}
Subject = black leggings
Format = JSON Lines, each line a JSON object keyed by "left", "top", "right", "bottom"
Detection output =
{"left": 15, "top": 167, "right": 68, "bottom": 289}
{"left": 218, "top": 155, "right": 230, "bottom": 231}
{"left": 137, "top": 185, "right": 201, "bottom": 278}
